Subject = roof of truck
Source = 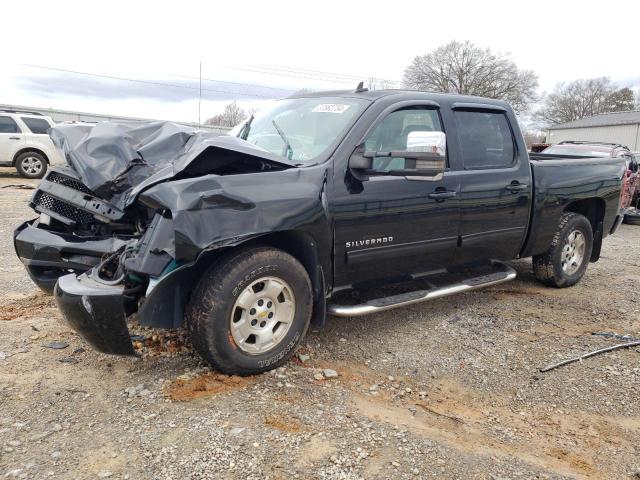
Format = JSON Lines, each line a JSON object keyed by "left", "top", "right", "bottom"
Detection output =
{"left": 286, "top": 88, "right": 511, "bottom": 107}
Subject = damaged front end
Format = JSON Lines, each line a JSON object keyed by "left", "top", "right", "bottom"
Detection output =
{"left": 15, "top": 121, "right": 320, "bottom": 356}
{"left": 14, "top": 166, "right": 141, "bottom": 293}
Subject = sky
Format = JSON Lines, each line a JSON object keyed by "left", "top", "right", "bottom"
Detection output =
{"left": 1, "top": 0, "right": 638, "bottom": 124}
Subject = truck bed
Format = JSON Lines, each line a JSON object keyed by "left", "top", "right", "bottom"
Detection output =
{"left": 521, "top": 154, "right": 626, "bottom": 258}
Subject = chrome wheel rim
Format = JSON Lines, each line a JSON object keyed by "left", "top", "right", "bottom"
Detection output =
{"left": 230, "top": 276, "right": 295, "bottom": 355}
{"left": 561, "top": 230, "right": 586, "bottom": 275}
{"left": 21, "top": 157, "right": 43, "bottom": 176}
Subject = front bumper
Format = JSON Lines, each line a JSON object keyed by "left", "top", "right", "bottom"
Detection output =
{"left": 54, "top": 274, "right": 136, "bottom": 355}
{"left": 13, "top": 220, "right": 129, "bottom": 293}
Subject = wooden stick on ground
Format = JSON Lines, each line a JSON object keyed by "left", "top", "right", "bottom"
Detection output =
{"left": 540, "top": 341, "right": 640, "bottom": 373}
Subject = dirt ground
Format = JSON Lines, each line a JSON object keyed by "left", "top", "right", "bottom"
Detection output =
{"left": 1, "top": 166, "right": 639, "bottom": 479}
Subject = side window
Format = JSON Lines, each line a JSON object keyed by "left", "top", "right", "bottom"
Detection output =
{"left": 0, "top": 116, "right": 20, "bottom": 134}
{"left": 365, "top": 107, "right": 443, "bottom": 172}
{"left": 455, "top": 110, "right": 515, "bottom": 169}
{"left": 21, "top": 117, "right": 51, "bottom": 135}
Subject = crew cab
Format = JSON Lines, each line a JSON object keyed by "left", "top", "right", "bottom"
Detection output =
{"left": 0, "top": 110, "right": 63, "bottom": 178}
{"left": 13, "top": 89, "right": 627, "bottom": 375}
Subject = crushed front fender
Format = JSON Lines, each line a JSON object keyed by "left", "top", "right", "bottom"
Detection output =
{"left": 54, "top": 274, "right": 136, "bottom": 355}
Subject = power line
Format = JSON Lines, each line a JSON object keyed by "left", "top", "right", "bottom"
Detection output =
{"left": 167, "top": 73, "right": 294, "bottom": 92}
{"left": 216, "top": 64, "right": 361, "bottom": 85}
{"left": 218, "top": 64, "right": 402, "bottom": 87}
{"left": 250, "top": 64, "right": 401, "bottom": 85}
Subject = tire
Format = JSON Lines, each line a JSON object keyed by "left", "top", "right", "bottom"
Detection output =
{"left": 15, "top": 152, "right": 47, "bottom": 179}
{"left": 532, "top": 212, "right": 593, "bottom": 288}
{"left": 185, "top": 247, "right": 313, "bottom": 375}
{"left": 623, "top": 212, "right": 640, "bottom": 225}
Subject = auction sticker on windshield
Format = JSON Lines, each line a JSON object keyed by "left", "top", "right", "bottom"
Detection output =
{"left": 312, "top": 104, "right": 351, "bottom": 114}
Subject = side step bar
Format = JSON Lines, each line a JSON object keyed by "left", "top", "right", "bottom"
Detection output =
{"left": 328, "top": 262, "right": 517, "bottom": 317}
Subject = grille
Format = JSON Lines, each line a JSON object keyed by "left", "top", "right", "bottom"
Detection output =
{"left": 47, "top": 171, "right": 93, "bottom": 194}
{"left": 33, "top": 191, "right": 95, "bottom": 225}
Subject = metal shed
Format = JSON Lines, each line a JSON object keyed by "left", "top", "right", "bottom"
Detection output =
{"left": 546, "top": 111, "right": 640, "bottom": 151}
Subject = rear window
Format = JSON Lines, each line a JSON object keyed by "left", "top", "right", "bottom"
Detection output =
{"left": 0, "top": 116, "right": 20, "bottom": 133}
{"left": 455, "top": 110, "right": 515, "bottom": 169}
{"left": 21, "top": 117, "right": 51, "bottom": 135}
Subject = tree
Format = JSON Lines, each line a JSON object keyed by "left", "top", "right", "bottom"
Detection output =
{"left": 204, "top": 101, "right": 247, "bottom": 127}
{"left": 366, "top": 77, "right": 397, "bottom": 91}
{"left": 522, "top": 129, "right": 546, "bottom": 149}
{"left": 535, "top": 78, "right": 636, "bottom": 125}
{"left": 291, "top": 88, "right": 315, "bottom": 96}
{"left": 402, "top": 40, "right": 538, "bottom": 113}
{"left": 606, "top": 87, "right": 635, "bottom": 112}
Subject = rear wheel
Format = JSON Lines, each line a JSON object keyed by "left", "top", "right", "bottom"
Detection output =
{"left": 532, "top": 212, "right": 593, "bottom": 288}
{"left": 15, "top": 152, "right": 47, "bottom": 179}
{"left": 185, "top": 247, "right": 312, "bottom": 375}
{"left": 623, "top": 207, "right": 640, "bottom": 225}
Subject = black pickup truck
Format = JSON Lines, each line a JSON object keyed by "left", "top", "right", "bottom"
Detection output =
{"left": 13, "top": 88, "right": 627, "bottom": 375}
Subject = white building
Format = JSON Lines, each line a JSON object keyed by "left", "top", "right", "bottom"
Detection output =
{"left": 0, "top": 103, "right": 231, "bottom": 134}
{"left": 546, "top": 111, "right": 640, "bottom": 151}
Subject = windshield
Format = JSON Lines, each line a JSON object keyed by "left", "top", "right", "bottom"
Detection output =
{"left": 235, "top": 97, "right": 368, "bottom": 164}
{"left": 542, "top": 145, "right": 612, "bottom": 157}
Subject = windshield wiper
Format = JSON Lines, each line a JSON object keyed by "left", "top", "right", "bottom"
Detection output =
{"left": 239, "top": 114, "right": 254, "bottom": 140}
{"left": 271, "top": 119, "right": 293, "bottom": 160}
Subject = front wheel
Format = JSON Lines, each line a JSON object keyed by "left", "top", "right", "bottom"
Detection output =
{"left": 185, "top": 247, "right": 313, "bottom": 375}
{"left": 15, "top": 152, "right": 47, "bottom": 179}
{"left": 532, "top": 212, "right": 593, "bottom": 288}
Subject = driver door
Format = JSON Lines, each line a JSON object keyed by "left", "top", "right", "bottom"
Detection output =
{"left": 332, "top": 106, "right": 461, "bottom": 288}
{"left": 0, "top": 116, "right": 24, "bottom": 164}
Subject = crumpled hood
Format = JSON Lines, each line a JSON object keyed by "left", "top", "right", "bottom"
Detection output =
{"left": 50, "top": 121, "right": 295, "bottom": 208}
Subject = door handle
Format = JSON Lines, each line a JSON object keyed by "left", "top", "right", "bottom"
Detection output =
{"left": 505, "top": 182, "right": 528, "bottom": 192}
{"left": 9, "top": 136, "right": 21, "bottom": 140}
{"left": 428, "top": 190, "right": 457, "bottom": 200}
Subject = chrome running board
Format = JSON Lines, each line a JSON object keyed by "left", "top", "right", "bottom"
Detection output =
{"left": 328, "top": 261, "right": 517, "bottom": 317}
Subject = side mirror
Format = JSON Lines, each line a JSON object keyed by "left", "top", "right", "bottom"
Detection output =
{"left": 349, "top": 131, "right": 446, "bottom": 181}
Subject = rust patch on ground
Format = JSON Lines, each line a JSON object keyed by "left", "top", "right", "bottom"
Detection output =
{"left": 0, "top": 293, "right": 56, "bottom": 321}
{"left": 164, "top": 373, "right": 251, "bottom": 401}
{"left": 264, "top": 414, "right": 304, "bottom": 433}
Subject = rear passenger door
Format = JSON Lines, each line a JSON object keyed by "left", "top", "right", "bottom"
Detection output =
{"left": 451, "top": 104, "right": 532, "bottom": 264}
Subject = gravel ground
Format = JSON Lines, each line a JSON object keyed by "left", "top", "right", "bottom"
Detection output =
{"left": 1, "top": 166, "right": 639, "bottom": 479}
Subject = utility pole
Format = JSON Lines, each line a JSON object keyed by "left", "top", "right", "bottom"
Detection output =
{"left": 198, "top": 61, "right": 202, "bottom": 128}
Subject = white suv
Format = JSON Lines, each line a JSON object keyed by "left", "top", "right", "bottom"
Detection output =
{"left": 0, "top": 110, "right": 64, "bottom": 179}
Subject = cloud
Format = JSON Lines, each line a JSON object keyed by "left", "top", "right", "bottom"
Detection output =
{"left": 613, "top": 75, "right": 640, "bottom": 89}
{"left": 12, "top": 70, "right": 293, "bottom": 104}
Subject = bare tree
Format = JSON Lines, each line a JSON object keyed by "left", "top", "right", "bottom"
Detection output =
{"left": 535, "top": 78, "right": 636, "bottom": 125}
{"left": 606, "top": 87, "right": 635, "bottom": 112}
{"left": 291, "top": 88, "right": 316, "bottom": 96}
{"left": 204, "top": 101, "right": 247, "bottom": 127}
{"left": 522, "top": 129, "right": 546, "bottom": 149}
{"left": 402, "top": 40, "right": 538, "bottom": 113}
{"left": 366, "top": 77, "right": 398, "bottom": 91}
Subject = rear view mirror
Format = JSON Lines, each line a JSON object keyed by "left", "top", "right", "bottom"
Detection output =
{"left": 349, "top": 131, "right": 446, "bottom": 181}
